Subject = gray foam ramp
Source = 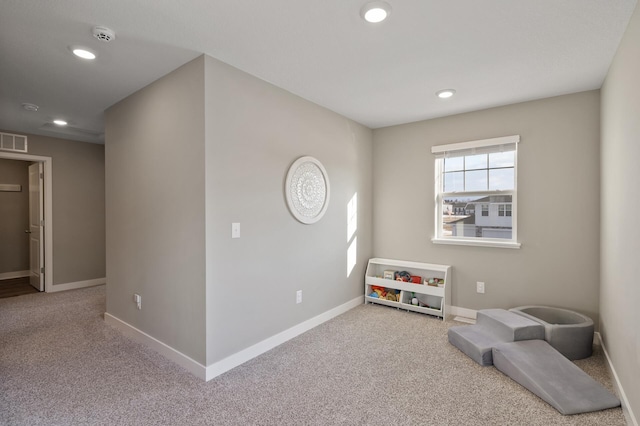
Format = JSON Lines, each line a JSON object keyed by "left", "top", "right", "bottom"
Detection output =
{"left": 477, "top": 309, "right": 544, "bottom": 342}
{"left": 492, "top": 340, "right": 620, "bottom": 415}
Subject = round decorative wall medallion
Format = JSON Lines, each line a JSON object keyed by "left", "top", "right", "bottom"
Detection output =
{"left": 285, "top": 156, "right": 330, "bottom": 224}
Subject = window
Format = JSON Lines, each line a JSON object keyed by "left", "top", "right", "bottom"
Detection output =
{"left": 431, "top": 135, "right": 520, "bottom": 248}
{"left": 498, "top": 204, "right": 512, "bottom": 217}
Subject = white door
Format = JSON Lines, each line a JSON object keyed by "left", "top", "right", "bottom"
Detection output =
{"left": 28, "top": 162, "right": 44, "bottom": 291}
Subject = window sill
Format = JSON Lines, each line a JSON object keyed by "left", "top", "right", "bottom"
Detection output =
{"left": 431, "top": 238, "right": 521, "bottom": 249}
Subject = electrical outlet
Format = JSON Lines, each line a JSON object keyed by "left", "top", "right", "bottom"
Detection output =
{"left": 134, "top": 293, "right": 142, "bottom": 310}
{"left": 476, "top": 282, "right": 485, "bottom": 294}
{"left": 296, "top": 290, "right": 302, "bottom": 304}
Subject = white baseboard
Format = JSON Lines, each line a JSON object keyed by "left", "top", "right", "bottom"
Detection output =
{"left": 104, "top": 312, "right": 207, "bottom": 379}
{"left": 0, "top": 270, "right": 30, "bottom": 280}
{"left": 49, "top": 277, "right": 106, "bottom": 292}
{"left": 596, "top": 332, "right": 638, "bottom": 426}
{"left": 104, "top": 295, "right": 364, "bottom": 382}
{"left": 450, "top": 305, "right": 477, "bottom": 321}
{"left": 205, "top": 295, "right": 364, "bottom": 381}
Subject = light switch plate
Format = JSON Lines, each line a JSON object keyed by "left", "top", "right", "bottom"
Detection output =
{"left": 232, "top": 223, "right": 240, "bottom": 238}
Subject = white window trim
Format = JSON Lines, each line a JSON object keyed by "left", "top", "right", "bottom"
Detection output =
{"left": 431, "top": 135, "right": 519, "bottom": 154}
{"left": 432, "top": 135, "right": 521, "bottom": 249}
{"left": 431, "top": 237, "right": 521, "bottom": 249}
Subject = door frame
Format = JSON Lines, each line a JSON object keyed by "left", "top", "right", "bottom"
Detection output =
{"left": 0, "top": 151, "right": 53, "bottom": 292}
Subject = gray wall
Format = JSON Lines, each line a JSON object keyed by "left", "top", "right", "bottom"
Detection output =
{"left": 105, "top": 56, "right": 207, "bottom": 364}
{"left": 28, "top": 134, "right": 106, "bottom": 285}
{"left": 203, "top": 56, "right": 373, "bottom": 365}
{"left": 0, "top": 132, "right": 106, "bottom": 285}
{"left": 0, "top": 159, "right": 29, "bottom": 274}
{"left": 105, "top": 54, "right": 373, "bottom": 367}
{"left": 601, "top": 3, "right": 640, "bottom": 419}
{"left": 372, "top": 91, "right": 601, "bottom": 323}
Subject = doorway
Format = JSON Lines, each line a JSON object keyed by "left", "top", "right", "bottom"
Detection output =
{"left": 0, "top": 152, "right": 53, "bottom": 293}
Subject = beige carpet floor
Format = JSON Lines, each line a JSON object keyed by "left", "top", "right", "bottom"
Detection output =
{"left": 0, "top": 286, "right": 626, "bottom": 425}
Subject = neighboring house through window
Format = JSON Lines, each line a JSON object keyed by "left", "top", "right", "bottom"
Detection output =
{"left": 431, "top": 135, "right": 521, "bottom": 248}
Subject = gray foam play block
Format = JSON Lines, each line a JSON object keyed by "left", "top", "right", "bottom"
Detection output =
{"left": 477, "top": 309, "right": 544, "bottom": 342}
{"left": 448, "top": 325, "right": 504, "bottom": 366}
{"left": 509, "top": 306, "right": 594, "bottom": 360}
{"left": 492, "top": 340, "right": 620, "bottom": 415}
{"left": 449, "top": 310, "right": 544, "bottom": 366}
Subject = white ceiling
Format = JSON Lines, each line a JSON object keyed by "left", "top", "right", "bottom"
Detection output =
{"left": 1, "top": 0, "right": 637, "bottom": 144}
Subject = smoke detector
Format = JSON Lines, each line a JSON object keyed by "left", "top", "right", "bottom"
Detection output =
{"left": 92, "top": 26, "right": 116, "bottom": 42}
{"left": 22, "top": 103, "right": 39, "bottom": 112}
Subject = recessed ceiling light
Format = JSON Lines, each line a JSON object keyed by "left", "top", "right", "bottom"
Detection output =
{"left": 361, "top": 1, "right": 392, "bottom": 23}
{"left": 22, "top": 103, "right": 39, "bottom": 112}
{"left": 53, "top": 119, "right": 68, "bottom": 126}
{"left": 436, "top": 89, "right": 456, "bottom": 99}
{"left": 72, "top": 48, "right": 96, "bottom": 60}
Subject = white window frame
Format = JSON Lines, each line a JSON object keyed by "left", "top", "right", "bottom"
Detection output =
{"left": 431, "top": 135, "right": 521, "bottom": 249}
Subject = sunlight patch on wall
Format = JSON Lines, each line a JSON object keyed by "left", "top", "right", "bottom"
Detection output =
{"left": 347, "top": 193, "right": 358, "bottom": 277}
{"left": 347, "top": 193, "right": 357, "bottom": 241}
{"left": 347, "top": 237, "right": 358, "bottom": 277}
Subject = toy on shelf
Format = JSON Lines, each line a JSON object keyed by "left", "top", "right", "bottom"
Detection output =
{"left": 394, "top": 271, "right": 411, "bottom": 282}
{"left": 386, "top": 289, "right": 400, "bottom": 302}
{"left": 369, "top": 285, "right": 400, "bottom": 301}
{"left": 393, "top": 271, "right": 424, "bottom": 284}
{"left": 411, "top": 292, "right": 419, "bottom": 306}
{"left": 370, "top": 285, "right": 385, "bottom": 298}
{"left": 426, "top": 277, "right": 444, "bottom": 287}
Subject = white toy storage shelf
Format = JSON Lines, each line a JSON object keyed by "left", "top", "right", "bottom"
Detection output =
{"left": 365, "top": 258, "right": 452, "bottom": 320}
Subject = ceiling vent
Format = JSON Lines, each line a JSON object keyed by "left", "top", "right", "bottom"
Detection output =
{"left": 0, "top": 132, "right": 28, "bottom": 153}
{"left": 92, "top": 26, "right": 115, "bottom": 42}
